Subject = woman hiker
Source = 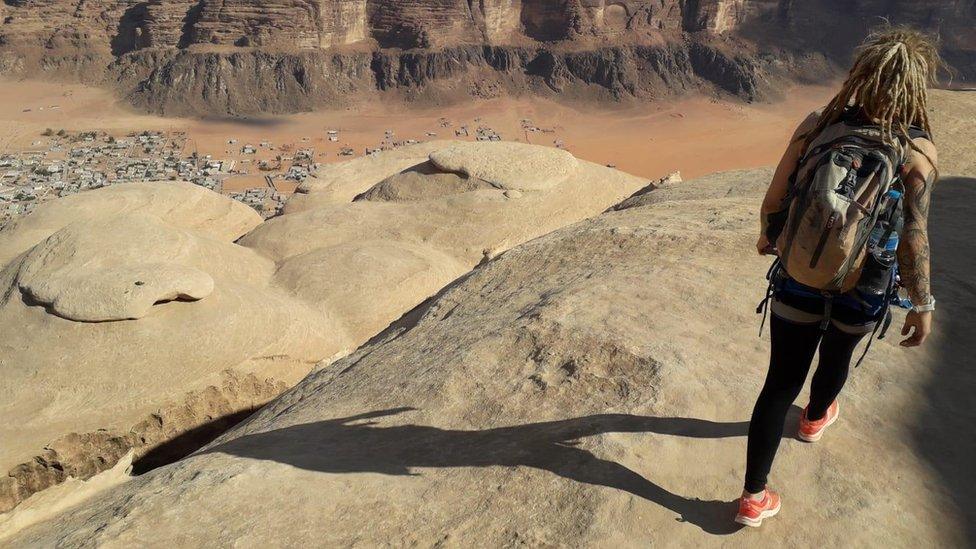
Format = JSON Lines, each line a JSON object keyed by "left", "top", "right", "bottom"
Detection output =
{"left": 736, "top": 27, "right": 941, "bottom": 527}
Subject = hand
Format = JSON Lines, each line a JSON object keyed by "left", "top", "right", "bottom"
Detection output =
{"left": 756, "top": 235, "right": 776, "bottom": 256}
{"left": 900, "top": 311, "right": 932, "bottom": 347}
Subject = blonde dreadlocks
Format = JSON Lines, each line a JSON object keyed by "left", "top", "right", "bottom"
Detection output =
{"left": 803, "top": 26, "right": 943, "bottom": 164}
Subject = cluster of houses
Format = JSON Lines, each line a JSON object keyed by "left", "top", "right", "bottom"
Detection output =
{"left": 0, "top": 131, "right": 193, "bottom": 226}
{"left": 444, "top": 118, "right": 503, "bottom": 142}
{"left": 521, "top": 118, "right": 556, "bottom": 135}
{"left": 475, "top": 127, "right": 502, "bottom": 141}
{"left": 0, "top": 118, "right": 565, "bottom": 228}
{"left": 0, "top": 130, "right": 320, "bottom": 227}
{"left": 363, "top": 129, "right": 424, "bottom": 156}
{"left": 226, "top": 187, "right": 286, "bottom": 215}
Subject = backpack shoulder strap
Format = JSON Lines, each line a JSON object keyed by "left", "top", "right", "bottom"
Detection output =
{"left": 802, "top": 120, "right": 855, "bottom": 158}
{"left": 908, "top": 126, "right": 931, "bottom": 141}
{"left": 894, "top": 127, "right": 931, "bottom": 175}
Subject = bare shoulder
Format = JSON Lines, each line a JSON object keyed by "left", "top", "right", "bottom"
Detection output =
{"left": 911, "top": 137, "right": 938, "bottom": 162}
{"left": 800, "top": 109, "right": 822, "bottom": 132}
{"left": 789, "top": 109, "right": 822, "bottom": 141}
{"left": 907, "top": 137, "right": 938, "bottom": 176}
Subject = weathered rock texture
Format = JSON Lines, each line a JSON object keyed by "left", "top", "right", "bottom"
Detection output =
{"left": 429, "top": 141, "right": 578, "bottom": 190}
{"left": 0, "top": 181, "right": 262, "bottom": 266}
{"left": 2, "top": 162, "right": 972, "bottom": 546}
{"left": 1, "top": 0, "right": 973, "bottom": 114}
{"left": 0, "top": 141, "right": 646, "bottom": 513}
{"left": 0, "top": 184, "right": 330, "bottom": 513}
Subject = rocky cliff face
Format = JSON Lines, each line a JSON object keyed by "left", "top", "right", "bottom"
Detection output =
{"left": 106, "top": 42, "right": 794, "bottom": 116}
{"left": 0, "top": 0, "right": 974, "bottom": 114}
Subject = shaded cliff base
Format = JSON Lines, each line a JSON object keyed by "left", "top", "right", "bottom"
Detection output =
{"left": 1, "top": 36, "right": 835, "bottom": 116}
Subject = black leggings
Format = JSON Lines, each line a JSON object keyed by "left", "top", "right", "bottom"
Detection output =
{"left": 744, "top": 314, "right": 867, "bottom": 493}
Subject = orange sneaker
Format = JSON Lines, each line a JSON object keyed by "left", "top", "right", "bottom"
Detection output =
{"left": 798, "top": 401, "right": 839, "bottom": 442}
{"left": 735, "top": 489, "right": 781, "bottom": 527}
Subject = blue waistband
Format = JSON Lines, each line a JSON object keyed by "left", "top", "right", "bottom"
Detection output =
{"left": 777, "top": 277, "right": 887, "bottom": 317}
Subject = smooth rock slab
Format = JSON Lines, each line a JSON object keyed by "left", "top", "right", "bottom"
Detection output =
{"left": 11, "top": 214, "right": 252, "bottom": 322}
{"left": 21, "top": 263, "right": 214, "bottom": 322}
{"left": 429, "top": 142, "right": 579, "bottom": 191}
{"left": 0, "top": 181, "right": 262, "bottom": 266}
{"left": 355, "top": 161, "right": 496, "bottom": 203}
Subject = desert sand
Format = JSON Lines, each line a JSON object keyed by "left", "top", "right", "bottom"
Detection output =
{"left": 0, "top": 88, "right": 972, "bottom": 545}
{"left": 0, "top": 78, "right": 839, "bottom": 182}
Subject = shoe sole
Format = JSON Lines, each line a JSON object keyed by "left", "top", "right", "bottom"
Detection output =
{"left": 798, "top": 404, "right": 839, "bottom": 443}
{"left": 734, "top": 500, "right": 782, "bottom": 527}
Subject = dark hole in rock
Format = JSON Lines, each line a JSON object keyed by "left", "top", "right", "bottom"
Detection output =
{"left": 152, "top": 295, "right": 200, "bottom": 307}
{"left": 131, "top": 406, "right": 261, "bottom": 475}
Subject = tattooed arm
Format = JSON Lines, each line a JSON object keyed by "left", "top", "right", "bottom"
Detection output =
{"left": 897, "top": 137, "right": 938, "bottom": 347}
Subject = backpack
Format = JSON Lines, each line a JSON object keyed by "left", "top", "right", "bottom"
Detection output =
{"left": 774, "top": 119, "right": 908, "bottom": 293}
{"left": 756, "top": 115, "right": 930, "bottom": 365}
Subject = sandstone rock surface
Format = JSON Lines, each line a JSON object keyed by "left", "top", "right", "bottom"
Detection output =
{"left": 16, "top": 215, "right": 221, "bottom": 322}
{"left": 354, "top": 164, "right": 497, "bottom": 203}
{"left": 0, "top": 181, "right": 262, "bottom": 267}
{"left": 0, "top": 141, "right": 646, "bottom": 513}
{"left": 3, "top": 166, "right": 971, "bottom": 546}
{"left": 287, "top": 142, "right": 450, "bottom": 212}
{"left": 239, "top": 141, "right": 645, "bottom": 343}
{"left": 429, "top": 141, "right": 578, "bottom": 191}
{"left": 0, "top": 190, "right": 331, "bottom": 512}
{"left": 1, "top": 93, "right": 973, "bottom": 538}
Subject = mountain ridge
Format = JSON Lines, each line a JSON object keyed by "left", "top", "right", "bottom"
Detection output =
{"left": 1, "top": 0, "right": 973, "bottom": 115}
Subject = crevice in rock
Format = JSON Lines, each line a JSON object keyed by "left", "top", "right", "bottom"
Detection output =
{"left": 130, "top": 406, "right": 261, "bottom": 475}
{"left": 111, "top": 2, "right": 150, "bottom": 57}
{"left": 177, "top": 0, "right": 205, "bottom": 49}
{"left": 151, "top": 294, "right": 201, "bottom": 306}
{"left": 0, "top": 371, "right": 286, "bottom": 513}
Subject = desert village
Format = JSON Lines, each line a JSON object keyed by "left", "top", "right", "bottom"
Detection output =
{"left": 0, "top": 113, "right": 554, "bottom": 228}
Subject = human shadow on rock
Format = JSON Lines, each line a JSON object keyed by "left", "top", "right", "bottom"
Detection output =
{"left": 206, "top": 406, "right": 802, "bottom": 536}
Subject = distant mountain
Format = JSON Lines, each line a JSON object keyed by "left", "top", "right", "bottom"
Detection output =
{"left": 0, "top": 1, "right": 973, "bottom": 115}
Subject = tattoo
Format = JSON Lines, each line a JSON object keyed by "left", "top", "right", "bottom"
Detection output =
{"left": 897, "top": 168, "right": 935, "bottom": 305}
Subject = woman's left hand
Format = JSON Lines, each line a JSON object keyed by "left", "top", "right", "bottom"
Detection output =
{"left": 900, "top": 311, "right": 932, "bottom": 347}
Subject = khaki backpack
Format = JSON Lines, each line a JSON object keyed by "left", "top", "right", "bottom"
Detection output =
{"left": 775, "top": 120, "right": 908, "bottom": 293}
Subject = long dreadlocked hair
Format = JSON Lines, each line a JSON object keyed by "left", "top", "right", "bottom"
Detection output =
{"left": 801, "top": 26, "right": 944, "bottom": 167}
